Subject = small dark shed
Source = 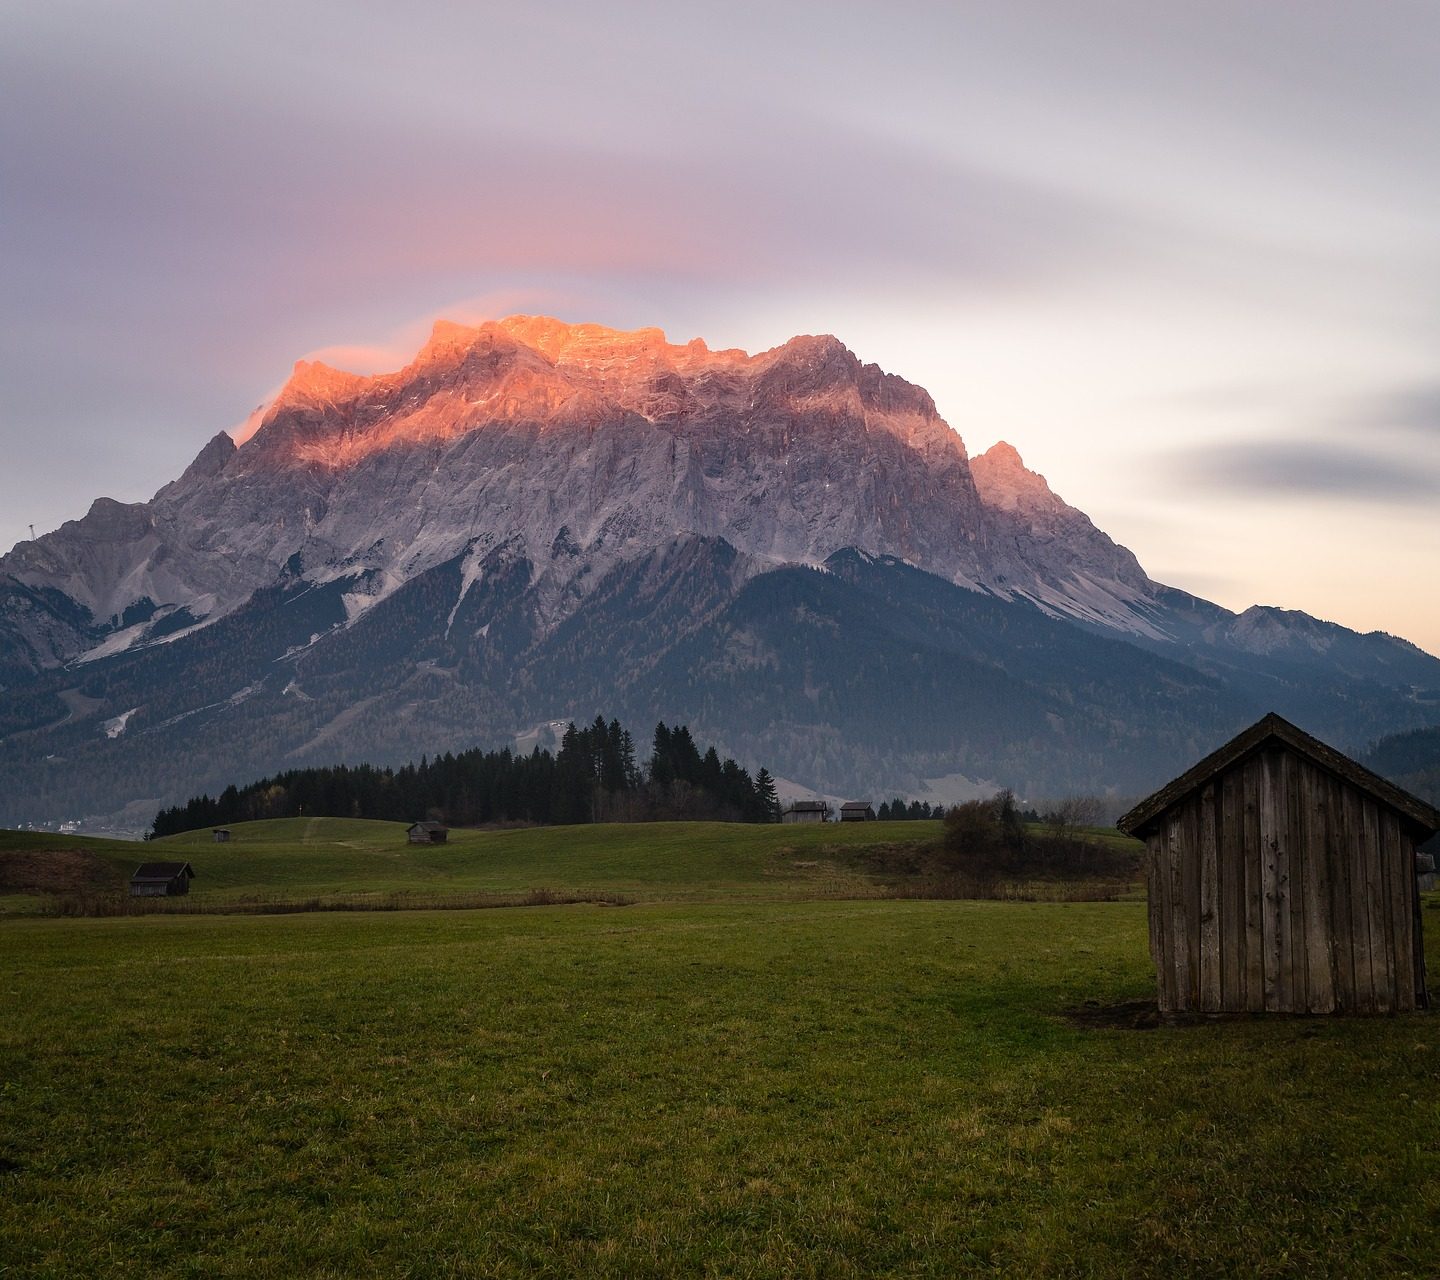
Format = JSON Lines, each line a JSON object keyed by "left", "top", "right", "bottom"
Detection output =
{"left": 839, "top": 801, "right": 876, "bottom": 822}
{"left": 129, "top": 862, "right": 195, "bottom": 897}
{"left": 1118, "top": 713, "right": 1438, "bottom": 1016}
{"left": 212, "top": 828, "right": 231, "bottom": 843}
{"left": 407, "top": 821, "right": 448, "bottom": 845}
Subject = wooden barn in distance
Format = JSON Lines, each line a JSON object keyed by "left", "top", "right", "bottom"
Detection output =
{"left": 129, "top": 862, "right": 195, "bottom": 897}
{"left": 407, "top": 821, "right": 448, "bottom": 845}
{"left": 1118, "top": 713, "right": 1438, "bottom": 1016}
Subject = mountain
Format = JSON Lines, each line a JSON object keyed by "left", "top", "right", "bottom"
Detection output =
{"left": 2, "top": 316, "right": 1437, "bottom": 829}
{"left": 1363, "top": 725, "right": 1440, "bottom": 808}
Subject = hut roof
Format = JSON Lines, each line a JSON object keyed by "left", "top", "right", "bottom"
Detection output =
{"left": 1117, "top": 712, "right": 1440, "bottom": 840}
{"left": 785, "top": 800, "right": 828, "bottom": 812}
{"left": 130, "top": 861, "right": 196, "bottom": 882}
{"left": 408, "top": 820, "right": 447, "bottom": 832}
{"left": 839, "top": 801, "right": 874, "bottom": 811}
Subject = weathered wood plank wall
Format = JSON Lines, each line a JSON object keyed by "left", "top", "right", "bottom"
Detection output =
{"left": 1145, "top": 744, "right": 1426, "bottom": 1015}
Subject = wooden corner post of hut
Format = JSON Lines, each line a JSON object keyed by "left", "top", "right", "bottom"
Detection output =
{"left": 1118, "top": 713, "right": 1437, "bottom": 1016}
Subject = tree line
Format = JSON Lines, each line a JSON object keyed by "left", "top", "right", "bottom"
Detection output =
{"left": 149, "top": 717, "right": 782, "bottom": 837}
{"left": 875, "top": 797, "right": 1044, "bottom": 822}
{"left": 876, "top": 797, "right": 945, "bottom": 821}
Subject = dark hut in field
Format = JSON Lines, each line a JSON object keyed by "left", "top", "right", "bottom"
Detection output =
{"left": 839, "top": 801, "right": 877, "bottom": 822}
{"left": 1118, "top": 713, "right": 1438, "bottom": 1016}
{"left": 212, "top": 828, "right": 231, "bottom": 843}
{"left": 407, "top": 821, "right": 448, "bottom": 844}
{"left": 781, "top": 800, "right": 829, "bottom": 824}
{"left": 129, "top": 861, "right": 195, "bottom": 897}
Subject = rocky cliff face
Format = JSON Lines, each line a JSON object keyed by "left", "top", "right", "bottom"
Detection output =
{"left": 0, "top": 316, "right": 1164, "bottom": 672}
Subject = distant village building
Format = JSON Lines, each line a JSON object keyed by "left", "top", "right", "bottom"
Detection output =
{"left": 129, "top": 862, "right": 195, "bottom": 897}
{"left": 781, "top": 800, "right": 829, "bottom": 824}
{"left": 1118, "top": 713, "right": 1437, "bottom": 1016}
{"left": 839, "top": 801, "right": 877, "bottom": 822}
{"left": 212, "top": 828, "right": 231, "bottom": 843}
{"left": 407, "top": 821, "right": 449, "bottom": 844}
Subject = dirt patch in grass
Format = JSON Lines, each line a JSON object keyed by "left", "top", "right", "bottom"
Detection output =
{"left": 42, "top": 887, "right": 637, "bottom": 918}
{"left": 1064, "top": 998, "right": 1163, "bottom": 1030}
{"left": 831, "top": 839, "right": 1137, "bottom": 901}
{"left": 1062, "top": 1000, "right": 1364, "bottom": 1030}
{"left": 0, "top": 849, "right": 123, "bottom": 897}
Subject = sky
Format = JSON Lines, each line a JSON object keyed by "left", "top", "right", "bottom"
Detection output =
{"left": 2, "top": 1, "right": 1438, "bottom": 652}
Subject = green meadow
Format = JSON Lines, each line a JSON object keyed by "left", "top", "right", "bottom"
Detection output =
{"left": 1, "top": 818, "right": 950, "bottom": 913}
{"left": 2, "top": 819, "right": 1437, "bottom": 1276}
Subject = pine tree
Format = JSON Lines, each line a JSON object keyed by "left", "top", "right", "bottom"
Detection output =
{"left": 755, "top": 767, "right": 781, "bottom": 822}
{"left": 670, "top": 725, "right": 703, "bottom": 784}
{"left": 650, "top": 722, "right": 674, "bottom": 787}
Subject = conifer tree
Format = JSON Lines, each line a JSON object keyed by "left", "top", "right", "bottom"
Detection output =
{"left": 650, "top": 722, "right": 674, "bottom": 787}
{"left": 755, "top": 767, "right": 781, "bottom": 822}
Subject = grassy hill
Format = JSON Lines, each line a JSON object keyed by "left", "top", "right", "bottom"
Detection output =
{"left": 2, "top": 817, "right": 967, "bottom": 913}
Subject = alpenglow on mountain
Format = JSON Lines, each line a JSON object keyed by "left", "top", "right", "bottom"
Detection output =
{"left": 2, "top": 316, "right": 1437, "bottom": 829}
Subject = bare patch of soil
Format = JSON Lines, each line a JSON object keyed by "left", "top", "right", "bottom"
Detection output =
{"left": 1064, "top": 999, "right": 1163, "bottom": 1030}
{"left": 0, "top": 849, "right": 124, "bottom": 896}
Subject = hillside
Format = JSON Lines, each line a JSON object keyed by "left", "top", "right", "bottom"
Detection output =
{"left": 1364, "top": 725, "right": 1440, "bottom": 800}
{"left": 0, "top": 815, "right": 1147, "bottom": 917}
{"left": 0, "top": 818, "right": 946, "bottom": 913}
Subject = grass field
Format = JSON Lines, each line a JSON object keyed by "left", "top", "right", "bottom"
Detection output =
{"left": 2, "top": 819, "right": 1436, "bottom": 1275}
{"left": 1, "top": 817, "right": 1144, "bottom": 917}
{"left": 1, "top": 818, "right": 954, "bottom": 914}
{"left": 3, "top": 899, "right": 1439, "bottom": 1276}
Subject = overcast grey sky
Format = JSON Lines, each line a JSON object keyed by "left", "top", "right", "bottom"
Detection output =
{"left": 3, "top": 1, "right": 1438, "bottom": 650}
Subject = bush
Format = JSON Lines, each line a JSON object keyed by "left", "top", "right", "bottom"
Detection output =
{"left": 942, "top": 791, "right": 1136, "bottom": 882}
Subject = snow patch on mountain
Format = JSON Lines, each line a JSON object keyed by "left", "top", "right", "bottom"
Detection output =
{"left": 73, "top": 620, "right": 153, "bottom": 666}
{"left": 341, "top": 571, "right": 407, "bottom": 624}
{"left": 102, "top": 708, "right": 138, "bottom": 739}
{"left": 445, "top": 543, "right": 489, "bottom": 636}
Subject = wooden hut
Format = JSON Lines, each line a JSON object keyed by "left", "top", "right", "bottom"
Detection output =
{"left": 839, "top": 801, "right": 877, "bottom": 822}
{"left": 1117, "top": 713, "right": 1437, "bottom": 1016}
{"left": 212, "top": 828, "right": 231, "bottom": 843}
{"left": 781, "top": 800, "right": 829, "bottom": 825}
{"left": 129, "top": 862, "right": 195, "bottom": 897}
{"left": 407, "top": 821, "right": 448, "bottom": 845}
{"left": 1419, "top": 852, "right": 1437, "bottom": 894}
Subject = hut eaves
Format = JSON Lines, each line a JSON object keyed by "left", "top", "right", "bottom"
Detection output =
{"left": 129, "top": 861, "right": 196, "bottom": 882}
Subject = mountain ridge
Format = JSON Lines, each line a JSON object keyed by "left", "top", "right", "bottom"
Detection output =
{"left": 1, "top": 314, "right": 1436, "bottom": 828}
{"left": 0, "top": 315, "right": 1158, "bottom": 656}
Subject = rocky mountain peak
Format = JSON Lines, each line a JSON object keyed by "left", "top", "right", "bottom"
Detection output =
{"left": 179, "top": 431, "right": 237, "bottom": 483}
{"left": 0, "top": 313, "right": 1179, "bottom": 663}
{"left": 970, "top": 441, "right": 1063, "bottom": 513}
{"left": 1217, "top": 605, "right": 1337, "bottom": 656}
{"left": 271, "top": 359, "right": 370, "bottom": 412}
{"left": 980, "top": 440, "right": 1024, "bottom": 467}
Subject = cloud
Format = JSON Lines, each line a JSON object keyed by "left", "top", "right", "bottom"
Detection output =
{"left": 1170, "top": 439, "right": 1440, "bottom": 502}
{"left": 1339, "top": 383, "right": 1440, "bottom": 437}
